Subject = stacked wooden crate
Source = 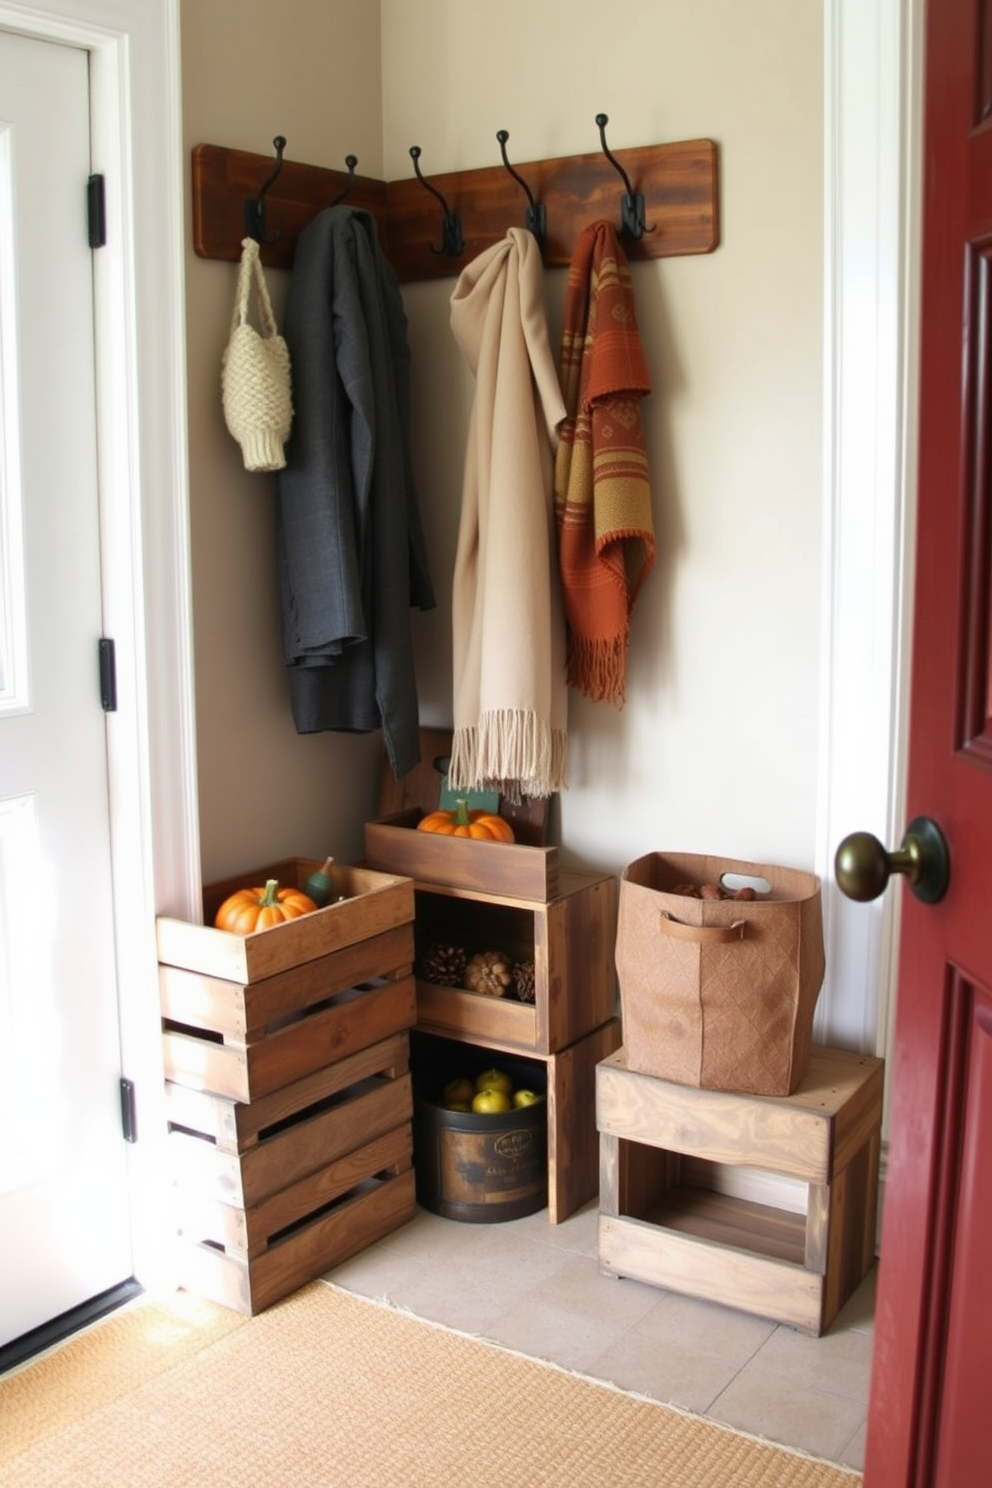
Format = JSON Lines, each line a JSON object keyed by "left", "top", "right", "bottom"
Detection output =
{"left": 364, "top": 730, "right": 621, "bottom": 1224}
{"left": 156, "top": 858, "right": 417, "bottom": 1315}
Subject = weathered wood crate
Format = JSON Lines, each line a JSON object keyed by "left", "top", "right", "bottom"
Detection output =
{"left": 597, "top": 1044, "right": 883, "bottom": 1335}
{"left": 412, "top": 872, "right": 617, "bottom": 1056}
{"left": 156, "top": 859, "right": 418, "bottom": 1313}
{"left": 158, "top": 858, "right": 414, "bottom": 984}
{"left": 413, "top": 1019, "right": 621, "bottom": 1225}
{"left": 368, "top": 724, "right": 556, "bottom": 901}
{"left": 157, "top": 860, "right": 416, "bottom": 1101}
{"left": 365, "top": 808, "right": 559, "bottom": 901}
{"left": 368, "top": 738, "right": 621, "bottom": 1224}
{"left": 168, "top": 1033, "right": 415, "bottom": 1315}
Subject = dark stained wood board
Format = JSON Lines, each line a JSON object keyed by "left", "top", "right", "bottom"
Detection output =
{"left": 383, "top": 137, "right": 719, "bottom": 281}
{"left": 191, "top": 137, "right": 719, "bottom": 282}
{"left": 191, "top": 143, "right": 388, "bottom": 269}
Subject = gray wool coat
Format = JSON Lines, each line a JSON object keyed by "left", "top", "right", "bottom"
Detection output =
{"left": 277, "top": 205, "right": 435, "bottom": 780}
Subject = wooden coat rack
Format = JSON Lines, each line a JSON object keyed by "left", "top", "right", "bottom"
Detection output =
{"left": 192, "top": 127, "right": 719, "bottom": 283}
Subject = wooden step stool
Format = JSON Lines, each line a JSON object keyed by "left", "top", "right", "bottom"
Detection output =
{"left": 597, "top": 1044, "right": 883, "bottom": 1335}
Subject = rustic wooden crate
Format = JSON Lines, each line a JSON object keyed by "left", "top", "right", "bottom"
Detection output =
{"left": 157, "top": 859, "right": 415, "bottom": 983}
{"left": 412, "top": 871, "right": 617, "bottom": 1056}
{"left": 413, "top": 1018, "right": 621, "bottom": 1224}
{"left": 158, "top": 863, "right": 419, "bottom": 1314}
{"left": 167, "top": 1032, "right": 415, "bottom": 1316}
{"left": 596, "top": 1045, "right": 883, "bottom": 1335}
{"left": 157, "top": 860, "right": 416, "bottom": 1103}
{"left": 366, "top": 747, "right": 620, "bottom": 1224}
{"left": 365, "top": 809, "right": 559, "bottom": 901}
{"left": 376, "top": 724, "right": 553, "bottom": 849}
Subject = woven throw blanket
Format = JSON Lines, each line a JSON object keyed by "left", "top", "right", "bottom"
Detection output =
{"left": 554, "top": 220, "right": 655, "bottom": 705}
{"left": 448, "top": 227, "right": 568, "bottom": 799}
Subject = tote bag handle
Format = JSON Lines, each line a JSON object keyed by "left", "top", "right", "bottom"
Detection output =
{"left": 658, "top": 913, "right": 746, "bottom": 945}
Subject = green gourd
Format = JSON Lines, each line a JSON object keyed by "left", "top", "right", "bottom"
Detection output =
{"left": 304, "top": 855, "right": 335, "bottom": 907}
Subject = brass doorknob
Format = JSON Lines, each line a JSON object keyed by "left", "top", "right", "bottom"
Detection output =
{"left": 834, "top": 815, "right": 950, "bottom": 905}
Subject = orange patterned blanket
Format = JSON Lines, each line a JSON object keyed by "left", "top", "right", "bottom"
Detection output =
{"left": 554, "top": 221, "right": 655, "bottom": 706}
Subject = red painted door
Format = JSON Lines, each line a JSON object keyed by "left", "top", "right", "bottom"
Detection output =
{"left": 862, "top": 2, "right": 992, "bottom": 1483}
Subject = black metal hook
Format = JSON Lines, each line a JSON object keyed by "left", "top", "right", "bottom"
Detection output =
{"left": 330, "top": 154, "right": 359, "bottom": 208}
{"left": 496, "top": 130, "right": 546, "bottom": 248}
{"left": 409, "top": 146, "right": 464, "bottom": 256}
{"left": 595, "top": 114, "right": 654, "bottom": 240}
{"left": 244, "top": 135, "right": 286, "bottom": 244}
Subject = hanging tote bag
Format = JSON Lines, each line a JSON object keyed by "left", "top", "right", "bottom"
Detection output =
{"left": 615, "top": 851, "right": 825, "bottom": 1096}
{"left": 221, "top": 237, "right": 293, "bottom": 472}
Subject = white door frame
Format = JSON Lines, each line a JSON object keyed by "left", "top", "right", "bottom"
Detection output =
{"left": 0, "top": 0, "right": 198, "bottom": 1292}
{"left": 815, "top": 0, "right": 921, "bottom": 1088}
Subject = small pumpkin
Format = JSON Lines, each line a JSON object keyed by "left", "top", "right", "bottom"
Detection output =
{"left": 214, "top": 878, "right": 317, "bottom": 933}
{"left": 416, "top": 798, "right": 515, "bottom": 843}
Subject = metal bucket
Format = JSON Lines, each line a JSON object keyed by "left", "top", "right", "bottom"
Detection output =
{"left": 412, "top": 1044, "right": 547, "bottom": 1223}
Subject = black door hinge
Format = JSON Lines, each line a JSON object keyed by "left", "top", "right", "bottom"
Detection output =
{"left": 119, "top": 1078, "right": 137, "bottom": 1143}
{"left": 98, "top": 638, "right": 117, "bottom": 712}
{"left": 87, "top": 173, "right": 106, "bottom": 249}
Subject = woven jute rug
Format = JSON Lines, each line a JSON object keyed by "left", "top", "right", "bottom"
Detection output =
{"left": 0, "top": 1282, "right": 862, "bottom": 1487}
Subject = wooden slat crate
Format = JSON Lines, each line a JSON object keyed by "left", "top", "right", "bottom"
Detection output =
{"left": 157, "top": 860, "right": 416, "bottom": 1103}
{"left": 365, "top": 809, "right": 559, "bottom": 901}
{"left": 156, "top": 859, "right": 414, "bottom": 983}
{"left": 412, "top": 872, "right": 617, "bottom": 1057}
{"left": 168, "top": 1032, "right": 416, "bottom": 1315}
{"left": 160, "top": 927, "right": 416, "bottom": 1102}
{"left": 412, "top": 1017, "right": 621, "bottom": 1224}
{"left": 367, "top": 747, "right": 621, "bottom": 1224}
{"left": 596, "top": 1044, "right": 883, "bottom": 1335}
{"left": 157, "top": 861, "right": 418, "bottom": 1313}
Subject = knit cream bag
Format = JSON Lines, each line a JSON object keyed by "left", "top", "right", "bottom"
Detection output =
{"left": 221, "top": 237, "right": 293, "bottom": 472}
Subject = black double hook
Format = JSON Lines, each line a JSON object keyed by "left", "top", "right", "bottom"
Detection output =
{"left": 330, "top": 154, "right": 359, "bottom": 208}
{"left": 595, "top": 114, "right": 654, "bottom": 240}
{"left": 496, "top": 130, "right": 546, "bottom": 248}
{"left": 409, "top": 146, "right": 464, "bottom": 256}
{"left": 245, "top": 135, "right": 286, "bottom": 244}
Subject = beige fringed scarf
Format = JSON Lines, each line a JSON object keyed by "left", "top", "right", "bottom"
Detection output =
{"left": 448, "top": 227, "right": 568, "bottom": 799}
{"left": 555, "top": 220, "right": 655, "bottom": 705}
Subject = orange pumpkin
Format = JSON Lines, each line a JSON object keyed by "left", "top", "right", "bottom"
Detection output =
{"left": 214, "top": 877, "right": 317, "bottom": 933}
{"left": 416, "top": 798, "right": 515, "bottom": 843}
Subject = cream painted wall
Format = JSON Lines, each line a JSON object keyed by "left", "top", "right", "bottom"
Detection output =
{"left": 180, "top": 0, "right": 386, "bottom": 880}
{"left": 181, "top": 0, "right": 823, "bottom": 894}
{"left": 384, "top": 0, "right": 824, "bottom": 878}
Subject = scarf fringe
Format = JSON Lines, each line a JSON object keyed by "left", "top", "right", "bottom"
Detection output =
{"left": 567, "top": 634, "right": 628, "bottom": 708}
{"left": 449, "top": 711, "right": 569, "bottom": 800}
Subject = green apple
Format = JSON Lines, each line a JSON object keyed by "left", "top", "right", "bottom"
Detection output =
{"left": 513, "top": 1088, "right": 542, "bottom": 1108}
{"left": 474, "top": 1067, "right": 513, "bottom": 1096}
{"left": 471, "top": 1088, "right": 512, "bottom": 1114}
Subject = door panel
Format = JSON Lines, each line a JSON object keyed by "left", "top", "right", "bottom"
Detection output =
{"left": 0, "top": 28, "right": 132, "bottom": 1345}
{"left": 931, "top": 992, "right": 992, "bottom": 1485}
{"left": 864, "top": 0, "right": 992, "bottom": 1481}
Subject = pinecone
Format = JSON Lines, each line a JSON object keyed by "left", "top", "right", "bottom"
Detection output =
{"left": 464, "top": 949, "right": 514, "bottom": 997}
{"left": 512, "top": 959, "right": 536, "bottom": 1003}
{"left": 418, "top": 941, "right": 467, "bottom": 986}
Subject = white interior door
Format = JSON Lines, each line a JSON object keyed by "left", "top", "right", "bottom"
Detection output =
{"left": 0, "top": 28, "right": 132, "bottom": 1347}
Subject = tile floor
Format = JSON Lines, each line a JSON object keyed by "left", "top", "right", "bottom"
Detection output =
{"left": 324, "top": 1199, "right": 874, "bottom": 1475}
